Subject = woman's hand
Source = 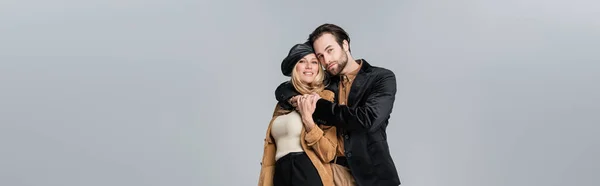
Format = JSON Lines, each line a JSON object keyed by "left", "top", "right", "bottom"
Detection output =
{"left": 289, "top": 93, "right": 319, "bottom": 110}
{"left": 298, "top": 94, "right": 317, "bottom": 116}
{"left": 297, "top": 94, "right": 318, "bottom": 132}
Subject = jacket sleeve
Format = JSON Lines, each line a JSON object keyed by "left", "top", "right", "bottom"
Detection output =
{"left": 274, "top": 81, "right": 299, "bottom": 110}
{"left": 304, "top": 125, "right": 338, "bottom": 163}
{"left": 313, "top": 70, "right": 397, "bottom": 132}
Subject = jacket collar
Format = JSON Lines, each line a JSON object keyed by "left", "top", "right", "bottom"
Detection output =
{"left": 346, "top": 59, "right": 371, "bottom": 106}
{"left": 357, "top": 59, "right": 372, "bottom": 73}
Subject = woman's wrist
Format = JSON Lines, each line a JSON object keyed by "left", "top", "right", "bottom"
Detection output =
{"left": 302, "top": 114, "right": 314, "bottom": 123}
{"left": 302, "top": 116, "right": 315, "bottom": 131}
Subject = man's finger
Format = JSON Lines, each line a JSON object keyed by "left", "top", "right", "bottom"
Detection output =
{"left": 290, "top": 95, "right": 300, "bottom": 104}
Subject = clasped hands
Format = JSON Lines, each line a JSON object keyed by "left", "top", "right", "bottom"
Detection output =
{"left": 288, "top": 93, "right": 321, "bottom": 132}
{"left": 289, "top": 93, "right": 321, "bottom": 119}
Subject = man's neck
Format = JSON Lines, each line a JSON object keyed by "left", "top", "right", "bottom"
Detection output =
{"left": 340, "top": 55, "right": 359, "bottom": 75}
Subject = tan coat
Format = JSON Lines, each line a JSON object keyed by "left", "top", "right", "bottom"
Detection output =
{"left": 258, "top": 90, "right": 341, "bottom": 186}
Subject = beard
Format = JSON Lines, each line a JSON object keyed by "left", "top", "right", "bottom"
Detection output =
{"left": 328, "top": 52, "right": 349, "bottom": 76}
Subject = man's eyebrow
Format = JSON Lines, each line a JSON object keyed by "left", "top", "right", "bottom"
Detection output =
{"left": 316, "top": 45, "right": 332, "bottom": 57}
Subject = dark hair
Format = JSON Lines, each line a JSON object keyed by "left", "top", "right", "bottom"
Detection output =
{"left": 308, "top": 23, "right": 351, "bottom": 53}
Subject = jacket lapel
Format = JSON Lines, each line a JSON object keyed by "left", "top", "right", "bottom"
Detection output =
{"left": 348, "top": 60, "right": 371, "bottom": 106}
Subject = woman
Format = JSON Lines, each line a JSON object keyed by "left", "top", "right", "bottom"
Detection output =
{"left": 258, "top": 43, "right": 342, "bottom": 186}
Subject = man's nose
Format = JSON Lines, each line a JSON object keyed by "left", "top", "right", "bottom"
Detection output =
{"left": 323, "top": 56, "right": 330, "bottom": 65}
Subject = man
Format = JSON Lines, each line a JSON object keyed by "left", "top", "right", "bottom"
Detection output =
{"left": 275, "top": 23, "right": 401, "bottom": 186}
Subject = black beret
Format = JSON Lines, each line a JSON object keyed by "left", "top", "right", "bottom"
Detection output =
{"left": 281, "top": 42, "right": 314, "bottom": 77}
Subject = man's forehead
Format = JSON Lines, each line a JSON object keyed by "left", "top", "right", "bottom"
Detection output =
{"left": 315, "top": 34, "right": 335, "bottom": 43}
{"left": 313, "top": 35, "right": 336, "bottom": 50}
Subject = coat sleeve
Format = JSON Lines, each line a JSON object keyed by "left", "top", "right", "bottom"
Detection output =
{"left": 258, "top": 105, "right": 285, "bottom": 186}
{"left": 303, "top": 90, "right": 338, "bottom": 163}
{"left": 257, "top": 149, "right": 275, "bottom": 186}
{"left": 313, "top": 70, "right": 397, "bottom": 132}
{"left": 304, "top": 125, "right": 338, "bottom": 163}
{"left": 258, "top": 129, "right": 276, "bottom": 186}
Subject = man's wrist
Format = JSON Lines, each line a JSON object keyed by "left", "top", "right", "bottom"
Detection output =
{"left": 278, "top": 100, "right": 294, "bottom": 110}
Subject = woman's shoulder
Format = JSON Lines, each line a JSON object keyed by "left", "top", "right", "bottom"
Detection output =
{"left": 318, "top": 89, "right": 335, "bottom": 102}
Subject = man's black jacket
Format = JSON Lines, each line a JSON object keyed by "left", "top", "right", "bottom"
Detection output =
{"left": 275, "top": 59, "right": 401, "bottom": 186}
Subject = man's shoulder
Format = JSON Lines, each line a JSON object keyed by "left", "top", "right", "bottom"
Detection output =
{"left": 371, "top": 66, "right": 394, "bottom": 75}
{"left": 363, "top": 62, "right": 395, "bottom": 79}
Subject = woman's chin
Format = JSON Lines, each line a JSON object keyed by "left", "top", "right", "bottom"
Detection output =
{"left": 300, "top": 79, "right": 314, "bottom": 84}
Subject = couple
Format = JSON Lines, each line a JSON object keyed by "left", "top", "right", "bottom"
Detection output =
{"left": 259, "top": 23, "right": 401, "bottom": 186}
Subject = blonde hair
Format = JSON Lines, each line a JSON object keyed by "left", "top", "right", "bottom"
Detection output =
{"left": 290, "top": 61, "right": 326, "bottom": 95}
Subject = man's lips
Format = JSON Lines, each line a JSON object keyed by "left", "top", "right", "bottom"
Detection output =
{"left": 328, "top": 63, "right": 336, "bottom": 70}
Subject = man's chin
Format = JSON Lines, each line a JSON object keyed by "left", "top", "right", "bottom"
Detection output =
{"left": 327, "top": 70, "right": 341, "bottom": 76}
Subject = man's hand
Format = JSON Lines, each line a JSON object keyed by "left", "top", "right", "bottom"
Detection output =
{"left": 288, "top": 95, "right": 302, "bottom": 108}
{"left": 292, "top": 93, "right": 320, "bottom": 111}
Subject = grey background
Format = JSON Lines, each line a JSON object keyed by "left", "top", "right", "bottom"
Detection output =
{"left": 1, "top": 0, "right": 598, "bottom": 186}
